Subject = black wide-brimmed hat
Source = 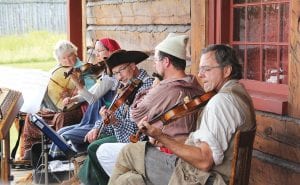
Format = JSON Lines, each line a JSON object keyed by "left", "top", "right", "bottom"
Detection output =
{"left": 105, "top": 49, "right": 149, "bottom": 69}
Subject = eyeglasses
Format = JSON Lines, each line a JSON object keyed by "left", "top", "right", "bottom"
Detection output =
{"left": 95, "top": 49, "right": 106, "bottom": 54}
{"left": 112, "top": 63, "right": 130, "bottom": 76}
{"left": 198, "top": 65, "right": 223, "bottom": 74}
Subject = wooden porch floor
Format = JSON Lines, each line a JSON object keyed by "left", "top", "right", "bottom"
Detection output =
{"left": 11, "top": 168, "right": 32, "bottom": 185}
{"left": 11, "top": 168, "right": 69, "bottom": 185}
{"left": 0, "top": 67, "right": 78, "bottom": 185}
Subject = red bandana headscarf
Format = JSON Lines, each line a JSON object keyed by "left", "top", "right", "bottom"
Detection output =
{"left": 99, "top": 38, "right": 121, "bottom": 52}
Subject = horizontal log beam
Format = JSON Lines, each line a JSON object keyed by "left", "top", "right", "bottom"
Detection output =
{"left": 250, "top": 150, "right": 300, "bottom": 185}
{"left": 86, "top": 0, "right": 190, "bottom": 25}
{"left": 85, "top": 26, "right": 190, "bottom": 51}
{"left": 254, "top": 112, "right": 300, "bottom": 164}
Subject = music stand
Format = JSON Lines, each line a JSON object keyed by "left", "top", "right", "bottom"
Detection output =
{"left": 29, "top": 114, "right": 77, "bottom": 184}
{"left": 29, "top": 114, "right": 77, "bottom": 158}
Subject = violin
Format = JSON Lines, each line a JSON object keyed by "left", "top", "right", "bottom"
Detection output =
{"left": 103, "top": 78, "right": 142, "bottom": 124}
{"left": 64, "top": 62, "right": 106, "bottom": 79}
{"left": 96, "top": 78, "right": 142, "bottom": 138}
{"left": 152, "top": 72, "right": 163, "bottom": 81}
{"left": 129, "top": 91, "right": 216, "bottom": 143}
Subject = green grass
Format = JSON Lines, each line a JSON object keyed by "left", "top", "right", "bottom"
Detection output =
{"left": 0, "top": 31, "right": 66, "bottom": 71}
{"left": 0, "top": 31, "right": 66, "bottom": 155}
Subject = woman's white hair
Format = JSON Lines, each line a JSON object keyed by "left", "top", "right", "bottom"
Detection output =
{"left": 53, "top": 40, "right": 78, "bottom": 63}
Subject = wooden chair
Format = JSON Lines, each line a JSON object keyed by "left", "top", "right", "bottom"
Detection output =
{"left": 229, "top": 127, "right": 256, "bottom": 185}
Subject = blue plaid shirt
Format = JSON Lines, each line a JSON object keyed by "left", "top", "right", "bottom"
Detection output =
{"left": 94, "top": 69, "right": 153, "bottom": 143}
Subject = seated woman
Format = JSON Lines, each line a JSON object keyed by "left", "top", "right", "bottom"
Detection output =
{"left": 48, "top": 38, "right": 121, "bottom": 159}
{"left": 19, "top": 40, "right": 97, "bottom": 160}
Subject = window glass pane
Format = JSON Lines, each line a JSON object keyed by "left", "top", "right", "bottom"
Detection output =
{"left": 233, "top": 45, "right": 246, "bottom": 78}
{"left": 279, "top": 46, "right": 288, "bottom": 84}
{"left": 246, "top": 45, "right": 260, "bottom": 80}
{"left": 233, "top": 0, "right": 246, "bottom": 4}
{"left": 263, "top": 0, "right": 279, "bottom": 2}
{"left": 248, "top": 0, "right": 261, "bottom": 3}
{"left": 247, "top": 6, "right": 261, "bottom": 42}
{"left": 231, "top": 1, "right": 289, "bottom": 84}
{"left": 263, "top": 45, "right": 278, "bottom": 83}
{"left": 280, "top": 3, "right": 289, "bottom": 42}
{"left": 233, "top": 7, "right": 245, "bottom": 41}
{"left": 263, "top": 4, "right": 279, "bottom": 42}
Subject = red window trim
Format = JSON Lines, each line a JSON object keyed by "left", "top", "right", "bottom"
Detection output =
{"left": 207, "top": 0, "right": 289, "bottom": 115}
{"left": 232, "top": 1, "right": 289, "bottom": 115}
{"left": 239, "top": 79, "right": 288, "bottom": 115}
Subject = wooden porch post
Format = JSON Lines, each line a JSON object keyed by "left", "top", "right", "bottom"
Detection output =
{"left": 288, "top": 0, "right": 300, "bottom": 118}
{"left": 190, "top": 0, "right": 209, "bottom": 77}
{"left": 67, "top": 0, "right": 83, "bottom": 60}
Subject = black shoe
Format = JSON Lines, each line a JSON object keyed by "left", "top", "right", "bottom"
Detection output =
{"left": 12, "top": 160, "right": 32, "bottom": 169}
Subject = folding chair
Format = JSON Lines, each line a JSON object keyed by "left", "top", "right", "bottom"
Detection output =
{"left": 229, "top": 127, "right": 256, "bottom": 185}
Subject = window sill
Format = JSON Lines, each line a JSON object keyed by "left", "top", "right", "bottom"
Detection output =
{"left": 239, "top": 79, "right": 288, "bottom": 115}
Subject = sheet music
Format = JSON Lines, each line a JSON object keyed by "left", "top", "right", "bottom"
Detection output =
{"left": 0, "top": 66, "right": 50, "bottom": 113}
{"left": 30, "top": 114, "right": 77, "bottom": 158}
{"left": 48, "top": 160, "right": 74, "bottom": 172}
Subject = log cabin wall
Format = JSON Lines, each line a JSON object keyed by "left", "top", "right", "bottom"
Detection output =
{"left": 251, "top": 112, "right": 300, "bottom": 185}
{"left": 77, "top": 0, "right": 300, "bottom": 184}
{"left": 83, "top": 0, "right": 192, "bottom": 75}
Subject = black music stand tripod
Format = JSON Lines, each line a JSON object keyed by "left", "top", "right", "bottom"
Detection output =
{"left": 40, "top": 132, "right": 49, "bottom": 185}
{"left": 29, "top": 114, "right": 77, "bottom": 184}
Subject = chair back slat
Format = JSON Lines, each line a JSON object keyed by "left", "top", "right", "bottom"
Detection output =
{"left": 229, "top": 127, "right": 256, "bottom": 185}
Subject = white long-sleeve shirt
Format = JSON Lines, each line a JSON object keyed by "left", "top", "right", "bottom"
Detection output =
{"left": 192, "top": 80, "right": 245, "bottom": 165}
{"left": 74, "top": 74, "right": 119, "bottom": 105}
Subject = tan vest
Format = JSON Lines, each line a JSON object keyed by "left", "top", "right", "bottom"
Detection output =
{"left": 168, "top": 81, "right": 256, "bottom": 185}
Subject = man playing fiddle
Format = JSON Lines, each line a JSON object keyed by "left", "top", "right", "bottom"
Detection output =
{"left": 108, "top": 44, "right": 256, "bottom": 185}
{"left": 92, "top": 33, "right": 204, "bottom": 185}
{"left": 76, "top": 49, "right": 154, "bottom": 185}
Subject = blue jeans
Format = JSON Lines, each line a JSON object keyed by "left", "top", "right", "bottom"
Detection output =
{"left": 49, "top": 90, "right": 115, "bottom": 159}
